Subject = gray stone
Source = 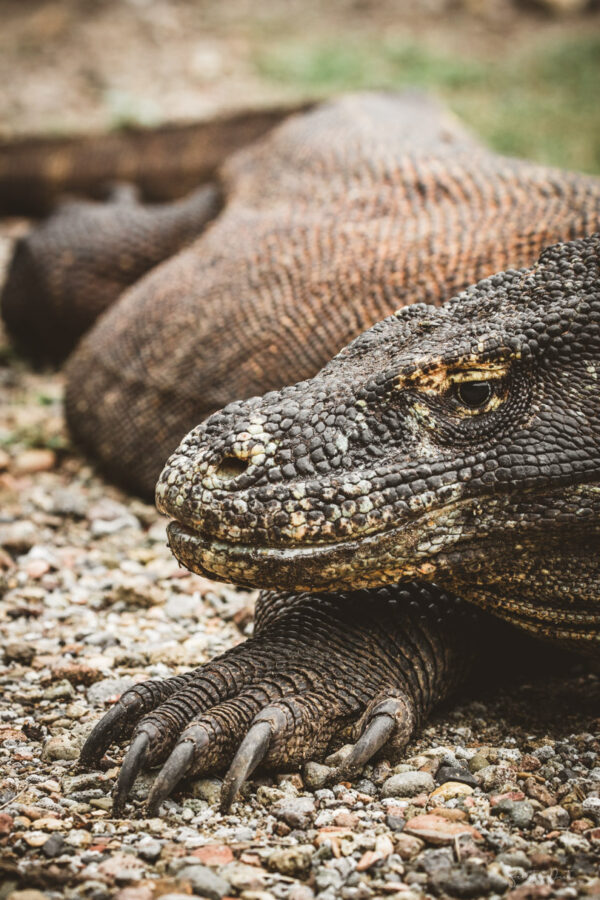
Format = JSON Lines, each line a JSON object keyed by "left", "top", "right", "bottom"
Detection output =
{"left": 136, "top": 837, "right": 163, "bottom": 861}
{"left": 354, "top": 777, "right": 377, "bottom": 796}
{"left": 558, "top": 831, "right": 590, "bottom": 853}
{"left": 42, "top": 833, "right": 65, "bottom": 858}
{"left": 272, "top": 796, "right": 315, "bottom": 829}
{"left": 381, "top": 771, "right": 435, "bottom": 798}
{"left": 435, "top": 765, "right": 477, "bottom": 788}
{"left": 496, "top": 850, "right": 532, "bottom": 870}
{"left": 533, "top": 744, "right": 555, "bottom": 761}
{"left": 41, "top": 733, "right": 81, "bottom": 761}
{"left": 492, "top": 799, "right": 535, "bottom": 829}
{"left": 433, "top": 865, "right": 499, "bottom": 898}
{"left": 43, "top": 679, "right": 76, "bottom": 701}
{"left": 534, "top": 805, "right": 570, "bottom": 830}
{"left": 87, "top": 676, "right": 136, "bottom": 704}
{"left": 218, "top": 861, "right": 266, "bottom": 890}
{"left": 176, "top": 864, "right": 231, "bottom": 899}
{"left": 288, "top": 887, "right": 315, "bottom": 900}
{"left": 315, "top": 867, "right": 344, "bottom": 891}
{"left": 303, "top": 761, "right": 333, "bottom": 791}
{"left": 62, "top": 772, "right": 106, "bottom": 795}
{"left": 582, "top": 797, "right": 600, "bottom": 821}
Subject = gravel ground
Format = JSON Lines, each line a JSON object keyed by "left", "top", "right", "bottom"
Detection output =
{"left": 0, "top": 226, "right": 599, "bottom": 900}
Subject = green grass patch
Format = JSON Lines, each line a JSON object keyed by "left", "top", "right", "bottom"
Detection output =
{"left": 255, "top": 34, "right": 600, "bottom": 174}
{"left": 0, "top": 425, "right": 69, "bottom": 451}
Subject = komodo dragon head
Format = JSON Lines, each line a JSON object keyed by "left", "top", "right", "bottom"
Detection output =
{"left": 156, "top": 234, "right": 600, "bottom": 645}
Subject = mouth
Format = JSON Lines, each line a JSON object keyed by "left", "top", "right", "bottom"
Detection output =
{"left": 166, "top": 518, "right": 439, "bottom": 592}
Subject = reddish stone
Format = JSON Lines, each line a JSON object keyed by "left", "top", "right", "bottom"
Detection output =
{"left": 192, "top": 843, "right": 234, "bottom": 866}
{"left": 25, "top": 559, "right": 51, "bottom": 579}
{"left": 356, "top": 850, "right": 383, "bottom": 871}
{"left": 49, "top": 662, "right": 104, "bottom": 686}
{"left": 114, "top": 884, "right": 154, "bottom": 900}
{"left": 528, "top": 852, "right": 554, "bottom": 869}
{"left": 435, "top": 808, "right": 468, "bottom": 821}
{"left": 14, "top": 449, "right": 56, "bottom": 474}
{"left": 524, "top": 779, "right": 556, "bottom": 807}
{"left": 571, "top": 818, "right": 595, "bottom": 833}
{"left": 490, "top": 791, "right": 525, "bottom": 806}
{"left": 506, "top": 887, "right": 553, "bottom": 900}
{"left": 333, "top": 811, "right": 359, "bottom": 828}
{"left": 394, "top": 832, "right": 425, "bottom": 859}
{"left": 240, "top": 852, "right": 262, "bottom": 866}
{"left": 520, "top": 754, "right": 542, "bottom": 772}
{"left": 404, "top": 813, "right": 482, "bottom": 845}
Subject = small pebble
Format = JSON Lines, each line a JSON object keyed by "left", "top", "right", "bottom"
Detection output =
{"left": 13, "top": 448, "right": 56, "bottom": 473}
{"left": 533, "top": 805, "right": 570, "bottom": 830}
{"left": 175, "top": 864, "right": 231, "bottom": 899}
{"left": 303, "top": 761, "right": 333, "bottom": 790}
{"left": 268, "top": 845, "right": 314, "bottom": 877}
{"left": 381, "top": 771, "right": 435, "bottom": 798}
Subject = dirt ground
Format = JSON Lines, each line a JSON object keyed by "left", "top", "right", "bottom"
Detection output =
{"left": 1, "top": 2, "right": 600, "bottom": 898}
{"left": 0, "top": 0, "right": 598, "bottom": 137}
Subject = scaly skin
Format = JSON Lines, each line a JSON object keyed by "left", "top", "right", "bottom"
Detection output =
{"left": 2, "top": 185, "right": 220, "bottom": 360}
{"left": 81, "top": 234, "right": 600, "bottom": 814}
{"left": 4, "top": 93, "right": 599, "bottom": 495}
{"left": 156, "top": 235, "right": 600, "bottom": 647}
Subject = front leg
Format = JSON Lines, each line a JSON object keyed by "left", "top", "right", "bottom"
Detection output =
{"left": 80, "top": 583, "right": 487, "bottom": 815}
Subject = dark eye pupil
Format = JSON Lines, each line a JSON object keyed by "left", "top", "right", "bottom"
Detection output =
{"left": 457, "top": 381, "right": 492, "bottom": 409}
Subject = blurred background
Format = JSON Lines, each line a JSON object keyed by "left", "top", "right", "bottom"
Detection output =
{"left": 1, "top": 0, "right": 599, "bottom": 174}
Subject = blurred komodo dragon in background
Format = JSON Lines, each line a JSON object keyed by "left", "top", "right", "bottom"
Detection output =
{"left": 0, "top": 94, "right": 599, "bottom": 814}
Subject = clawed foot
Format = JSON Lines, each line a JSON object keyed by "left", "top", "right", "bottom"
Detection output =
{"left": 80, "top": 585, "right": 479, "bottom": 815}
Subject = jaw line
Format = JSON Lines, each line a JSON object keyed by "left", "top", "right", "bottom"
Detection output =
{"left": 160, "top": 481, "right": 470, "bottom": 561}
{"left": 162, "top": 487, "right": 548, "bottom": 590}
{"left": 165, "top": 515, "right": 459, "bottom": 590}
{"left": 167, "top": 519, "right": 387, "bottom": 561}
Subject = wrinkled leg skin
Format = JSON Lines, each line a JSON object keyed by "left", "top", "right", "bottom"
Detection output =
{"left": 80, "top": 584, "right": 487, "bottom": 815}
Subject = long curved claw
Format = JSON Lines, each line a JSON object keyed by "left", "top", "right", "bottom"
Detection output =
{"left": 334, "top": 697, "right": 411, "bottom": 782}
{"left": 145, "top": 739, "right": 198, "bottom": 816}
{"left": 80, "top": 695, "right": 140, "bottom": 768}
{"left": 220, "top": 721, "right": 272, "bottom": 813}
{"left": 337, "top": 713, "right": 396, "bottom": 779}
{"left": 112, "top": 732, "right": 149, "bottom": 817}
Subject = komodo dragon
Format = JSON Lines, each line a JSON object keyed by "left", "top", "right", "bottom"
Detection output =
{"left": 1, "top": 94, "right": 599, "bottom": 814}
{"left": 84, "top": 230, "right": 600, "bottom": 817}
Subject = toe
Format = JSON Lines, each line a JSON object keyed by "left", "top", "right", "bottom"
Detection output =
{"left": 79, "top": 672, "right": 195, "bottom": 767}
{"left": 337, "top": 694, "right": 416, "bottom": 780}
{"left": 149, "top": 687, "right": 360, "bottom": 813}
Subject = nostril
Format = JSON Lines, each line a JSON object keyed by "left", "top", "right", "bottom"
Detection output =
{"left": 214, "top": 455, "right": 249, "bottom": 481}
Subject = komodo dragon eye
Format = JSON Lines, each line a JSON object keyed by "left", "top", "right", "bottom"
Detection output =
{"left": 455, "top": 380, "right": 493, "bottom": 409}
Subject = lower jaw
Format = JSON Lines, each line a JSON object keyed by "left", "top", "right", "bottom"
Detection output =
{"left": 165, "top": 520, "right": 431, "bottom": 592}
